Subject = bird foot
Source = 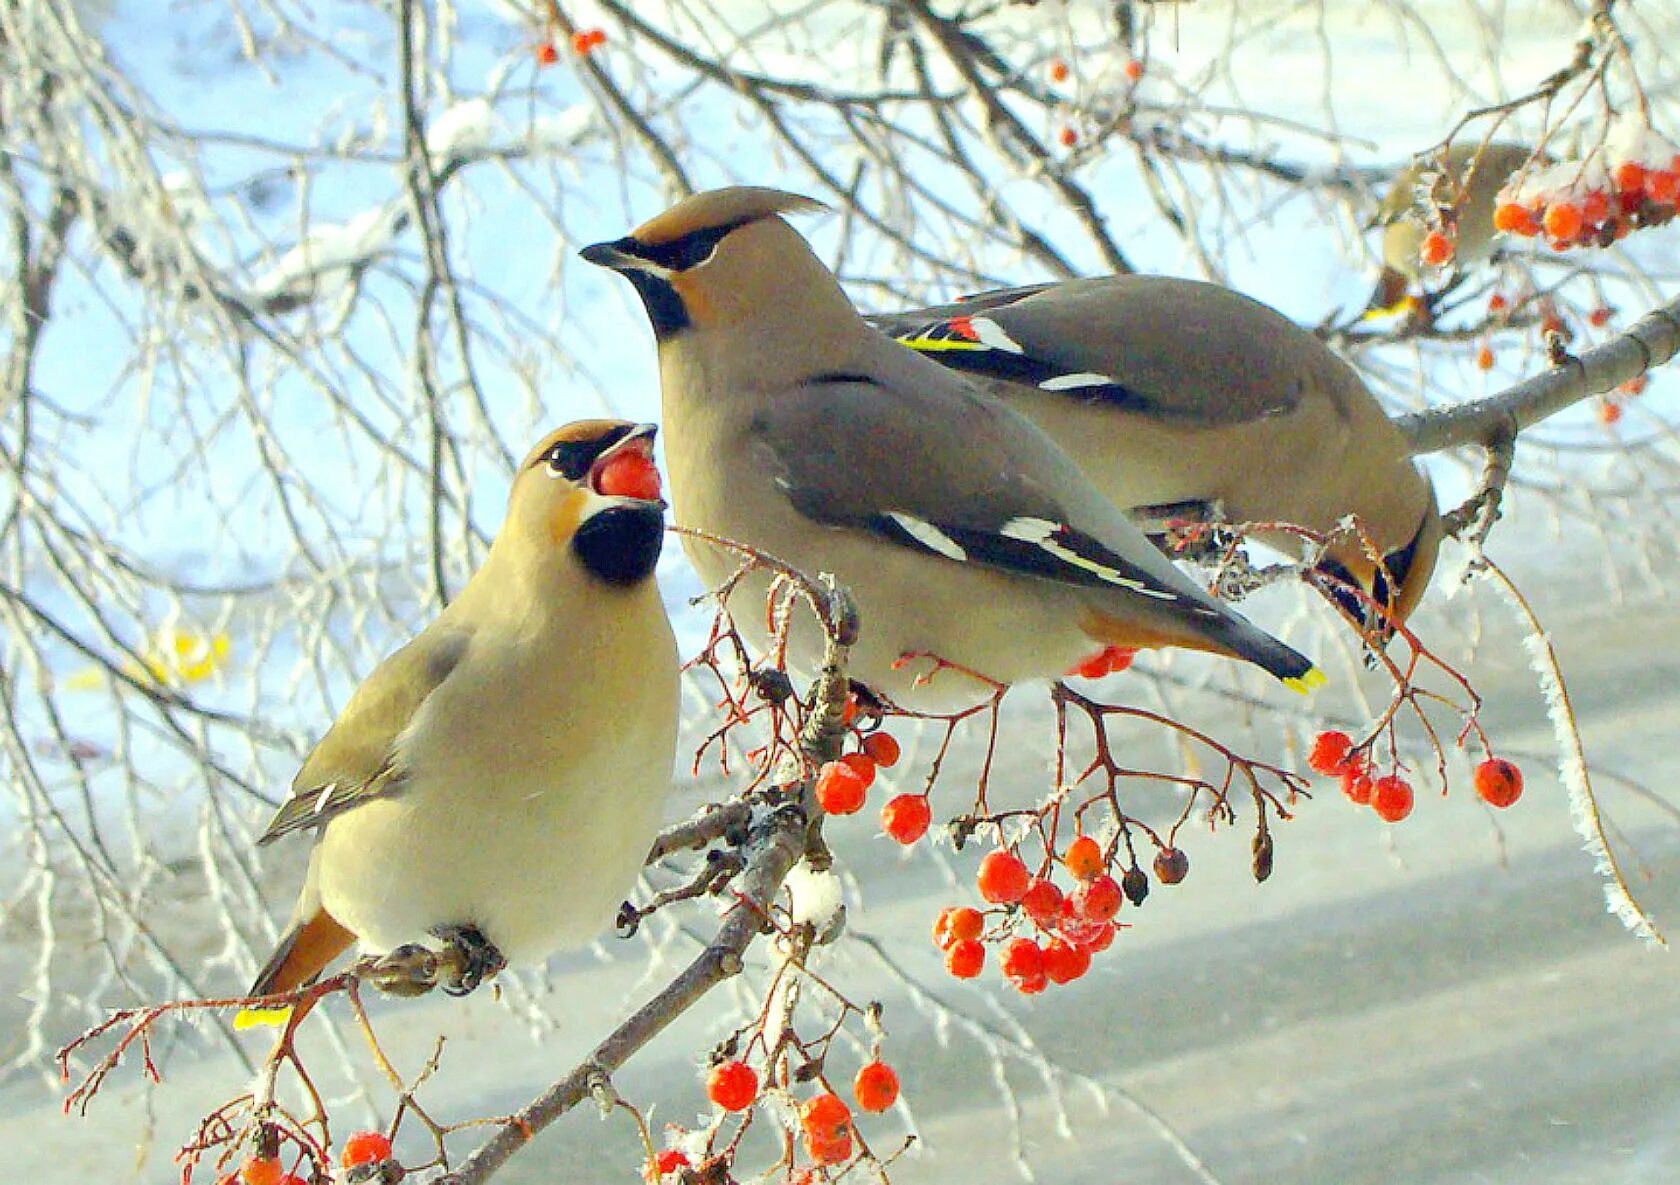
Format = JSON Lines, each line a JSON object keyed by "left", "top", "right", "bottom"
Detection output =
{"left": 360, "top": 924, "right": 506, "bottom": 998}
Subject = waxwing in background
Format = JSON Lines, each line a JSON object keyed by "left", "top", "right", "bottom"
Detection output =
{"left": 1369, "top": 141, "right": 1535, "bottom": 313}
{"left": 582, "top": 188, "right": 1323, "bottom": 712}
{"left": 867, "top": 276, "right": 1445, "bottom": 635}
{"left": 243, "top": 421, "right": 678, "bottom": 1024}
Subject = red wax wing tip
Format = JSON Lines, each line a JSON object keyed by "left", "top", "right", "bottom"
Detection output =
{"left": 595, "top": 451, "right": 662, "bottom": 501}
{"left": 948, "top": 315, "right": 980, "bottom": 341}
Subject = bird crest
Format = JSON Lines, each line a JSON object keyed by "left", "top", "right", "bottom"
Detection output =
{"left": 632, "top": 186, "right": 829, "bottom": 246}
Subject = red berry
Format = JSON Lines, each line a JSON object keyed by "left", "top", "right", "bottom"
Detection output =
{"left": 860, "top": 731, "right": 900, "bottom": 768}
{"left": 241, "top": 1160, "right": 283, "bottom": 1185}
{"left": 1589, "top": 306, "right": 1614, "bottom": 327}
{"left": 1124, "top": 58, "right": 1144, "bottom": 80}
{"left": 853, "top": 1061, "right": 900, "bottom": 1112}
{"left": 706, "top": 1060, "right": 758, "bottom": 1112}
{"left": 651, "top": 1150, "right": 690, "bottom": 1179}
{"left": 1307, "top": 730, "right": 1354, "bottom": 776}
{"left": 934, "top": 905, "right": 984, "bottom": 948}
{"left": 594, "top": 450, "right": 663, "bottom": 501}
{"left": 1341, "top": 768, "right": 1374, "bottom": 805}
{"left": 800, "top": 1092, "right": 852, "bottom": 1140}
{"left": 815, "top": 760, "right": 869, "bottom": 815}
{"left": 1153, "top": 847, "right": 1189, "bottom": 884}
{"left": 1062, "top": 834, "right": 1104, "bottom": 880}
{"left": 1474, "top": 344, "right": 1494, "bottom": 371}
{"left": 1544, "top": 202, "right": 1585, "bottom": 243}
{"left": 535, "top": 42, "right": 560, "bottom": 66}
{"left": 341, "top": 1131, "right": 393, "bottom": 1169}
{"left": 1077, "top": 919, "right": 1116, "bottom": 953}
{"left": 1599, "top": 399, "right": 1623, "bottom": 425}
{"left": 1041, "top": 938, "right": 1091, "bottom": 984}
{"left": 1419, "top": 230, "right": 1454, "bottom": 266}
{"left": 804, "top": 1130, "right": 853, "bottom": 1166}
{"left": 1058, "top": 126, "right": 1078, "bottom": 148}
{"left": 1048, "top": 58, "right": 1070, "bottom": 83}
{"left": 881, "top": 794, "right": 931, "bottom": 844}
{"left": 1001, "top": 937, "right": 1047, "bottom": 994}
{"left": 1019, "top": 877, "right": 1064, "bottom": 927}
{"left": 945, "top": 937, "right": 985, "bottom": 978}
{"left": 1614, "top": 160, "right": 1647, "bottom": 195}
{"left": 1488, "top": 293, "right": 1508, "bottom": 313}
{"left": 1648, "top": 170, "right": 1679, "bottom": 204}
{"left": 976, "top": 849, "right": 1031, "bottom": 904}
{"left": 1371, "top": 775, "right": 1414, "bottom": 823}
{"left": 1619, "top": 375, "right": 1648, "bottom": 396}
{"left": 839, "top": 752, "right": 877, "bottom": 788}
{"left": 1072, "top": 874, "right": 1123, "bottom": 922}
{"left": 1473, "top": 758, "right": 1523, "bottom": 808}
{"left": 571, "top": 30, "right": 595, "bottom": 54}
{"left": 1493, "top": 202, "right": 1538, "bottom": 236}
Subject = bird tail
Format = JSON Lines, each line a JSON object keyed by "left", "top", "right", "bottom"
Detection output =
{"left": 236, "top": 908, "right": 355, "bottom": 1030}
{"left": 1080, "top": 607, "right": 1325, "bottom": 694}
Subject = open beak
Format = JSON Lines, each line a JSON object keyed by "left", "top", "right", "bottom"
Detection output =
{"left": 587, "top": 422, "right": 664, "bottom": 505}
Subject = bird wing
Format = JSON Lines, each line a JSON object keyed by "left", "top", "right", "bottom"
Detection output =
{"left": 867, "top": 277, "right": 1304, "bottom": 426}
{"left": 257, "top": 628, "right": 472, "bottom": 844}
{"left": 749, "top": 373, "right": 1223, "bottom": 622}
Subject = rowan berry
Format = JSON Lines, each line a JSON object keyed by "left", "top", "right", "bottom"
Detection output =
{"left": 945, "top": 937, "right": 985, "bottom": 978}
{"left": 933, "top": 905, "right": 984, "bottom": 949}
{"left": 1614, "top": 161, "right": 1647, "bottom": 195}
{"left": 1544, "top": 202, "right": 1584, "bottom": 243}
{"left": 1419, "top": 230, "right": 1454, "bottom": 266}
{"left": 804, "top": 1130, "right": 853, "bottom": 1166}
{"left": 1072, "top": 874, "right": 1122, "bottom": 922}
{"left": 1041, "top": 938, "right": 1091, "bottom": 984}
{"left": 976, "top": 850, "right": 1031, "bottom": 904}
{"left": 1153, "top": 847, "right": 1188, "bottom": 885}
{"left": 1020, "top": 877, "right": 1064, "bottom": 927}
{"left": 1121, "top": 866, "right": 1149, "bottom": 905}
{"left": 595, "top": 451, "right": 662, "bottom": 501}
{"left": 1001, "top": 937, "right": 1048, "bottom": 994}
{"left": 706, "top": 1060, "right": 758, "bottom": 1112}
{"left": 1589, "top": 306, "right": 1614, "bottom": 327}
{"left": 1307, "top": 730, "right": 1354, "bottom": 776}
{"left": 881, "top": 794, "right": 931, "bottom": 844}
{"left": 1649, "top": 170, "right": 1679, "bottom": 204}
{"left": 241, "top": 1159, "right": 283, "bottom": 1185}
{"left": 853, "top": 1061, "right": 900, "bottom": 1112}
{"left": 1058, "top": 127, "right": 1078, "bottom": 148}
{"left": 1124, "top": 58, "right": 1144, "bottom": 80}
{"left": 1476, "top": 345, "right": 1494, "bottom": 371}
{"left": 801, "top": 1092, "right": 852, "bottom": 1141}
{"left": 535, "top": 42, "right": 560, "bottom": 66}
{"left": 1473, "top": 758, "right": 1523, "bottom": 808}
{"left": 1341, "top": 768, "right": 1374, "bottom": 805}
{"left": 1048, "top": 58, "right": 1070, "bottom": 83}
{"left": 650, "top": 1150, "right": 690, "bottom": 1179}
{"left": 861, "top": 731, "right": 900, "bottom": 767}
{"left": 1493, "top": 202, "right": 1538, "bottom": 236}
{"left": 1371, "top": 774, "right": 1414, "bottom": 823}
{"left": 1062, "top": 834, "right": 1104, "bottom": 880}
{"left": 1599, "top": 400, "right": 1623, "bottom": 425}
{"left": 341, "top": 1132, "right": 392, "bottom": 1169}
{"left": 815, "top": 760, "right": 869, "bottom": 815}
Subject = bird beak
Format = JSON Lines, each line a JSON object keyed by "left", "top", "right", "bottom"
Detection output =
{"left": 580, "top": 238, "right": 643, "bottom": 274}
{"left": 588, "top": 423, "right": 666, "bottom": 508}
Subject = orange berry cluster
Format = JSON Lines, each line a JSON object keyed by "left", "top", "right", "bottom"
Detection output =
{"left": 1308, "top": 731, "right": 1524, "bottom": 820}
{"left": 931, "top": 834, "right": 1169, "bottom": 993}
{"left": 702, "top": 1057, "right": 900, "bottom": 1168}
{"left": 571, "top": 28, "right": 608, "bottom": 54}
{"left": 814, "top": 723, "right": 932, "bottom": 845}
{"left": 1494, "top": 126, "right": 1680, "bottom": 250}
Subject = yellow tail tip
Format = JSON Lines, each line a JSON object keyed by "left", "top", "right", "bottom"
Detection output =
{"left": 234, "top": 1004, "right": 293, "bottom": 1031}
{"left": 1282, "top": 667, "right": 1328, "bottom": 694}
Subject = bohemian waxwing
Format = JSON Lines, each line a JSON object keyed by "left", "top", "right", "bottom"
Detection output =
{"left": 242, "top": 421, "right": 678, "bottom": 1023}
{"left": 582, "top": 187, "right": 1323, "bottom": 711}
{"left": 1369, "top": 141, "right": 1534, "bottom": 312}
{"left": 866, "top": 276, "right": 1444, "bottom": 635}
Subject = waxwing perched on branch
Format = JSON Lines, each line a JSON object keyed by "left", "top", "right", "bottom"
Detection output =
{"left": 242, "top": 421, "right": 678, "bottom": 1025}
{"left": 583, "top": 187, "right": 1322, "bottom": 711}
{"left": 1369, "top": 141, "right": 1535, "bottom": 313}
{"left": 866, "top": 276, "right": 1444, "bottom": 635}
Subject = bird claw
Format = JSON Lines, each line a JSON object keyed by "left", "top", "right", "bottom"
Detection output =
{"left": 359, "top": 925, "right": 506, "bottom": 998}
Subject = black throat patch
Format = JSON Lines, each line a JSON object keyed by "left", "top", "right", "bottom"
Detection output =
{"left": 571, "top": 503, "right": 666, "bottom": 586}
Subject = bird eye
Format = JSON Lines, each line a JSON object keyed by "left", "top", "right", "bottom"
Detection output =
{"left": 540, "top": 440, "right": 595, "bottom": 480}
